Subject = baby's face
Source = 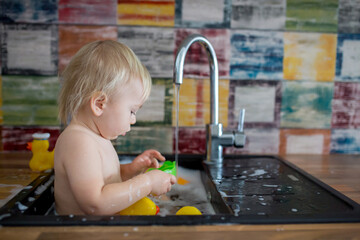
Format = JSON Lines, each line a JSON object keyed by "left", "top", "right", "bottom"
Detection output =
{"left": 97, "top": 79, "right": 144, "bottom": 140}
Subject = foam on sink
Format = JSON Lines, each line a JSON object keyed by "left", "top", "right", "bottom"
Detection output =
{"left": 150, "top": 166, "right": 215, "bottom": 216}
{"left": 248, "top": 169, "right": 267, "bottom": 177}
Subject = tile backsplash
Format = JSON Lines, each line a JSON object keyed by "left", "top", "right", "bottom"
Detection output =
{"left": 0, "top": 0, "right": 359, "bottom": 154}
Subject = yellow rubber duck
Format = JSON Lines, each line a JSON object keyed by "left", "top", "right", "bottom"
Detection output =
{"left": 118, "top": 197, "right": 159, "bottom": 215}
{"left": 27, "top": 133, "right": 54, "bottom": 172}
{"left": 176, "top": 206, "right": 202, "bottom": 215}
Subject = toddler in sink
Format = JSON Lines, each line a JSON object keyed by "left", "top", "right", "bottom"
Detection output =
{"left": 54, "top": 40, "right": 176, "bottom": 215}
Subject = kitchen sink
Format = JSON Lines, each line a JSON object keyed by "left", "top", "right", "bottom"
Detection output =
{"left": 0, "top": 154, "right": 359, "bottom": 226}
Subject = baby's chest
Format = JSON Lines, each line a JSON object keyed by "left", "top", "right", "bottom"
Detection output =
{"left": 102, "top": 159, "right": 121, "bottom": 184}
{"left": 100, "top": 150, "right": 121, "bottom": 184}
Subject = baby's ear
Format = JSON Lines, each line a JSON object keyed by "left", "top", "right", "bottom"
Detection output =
{"left": 90, "top": 91, "right": 108, "bottom": 117}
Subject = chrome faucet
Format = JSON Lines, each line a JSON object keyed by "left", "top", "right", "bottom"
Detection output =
{"left": 173, "top": 34, "right": 246, "bottom": 165}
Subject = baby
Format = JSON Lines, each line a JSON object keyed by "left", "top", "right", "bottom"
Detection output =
{"left": 54, "top": 40, "right": 176, "bottom": 215}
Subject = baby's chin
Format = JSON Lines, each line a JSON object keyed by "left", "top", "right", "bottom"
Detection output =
{"left": 100, "top": 133, "right": 123, "bottom": 140}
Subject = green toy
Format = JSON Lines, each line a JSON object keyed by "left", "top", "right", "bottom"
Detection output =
{"left": 147, "top": 160, "right": 176, "bottom": 176}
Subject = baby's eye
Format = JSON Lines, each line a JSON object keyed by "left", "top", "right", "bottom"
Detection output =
{"left": 131, "top": 111, "right": 136, "bottom": 116}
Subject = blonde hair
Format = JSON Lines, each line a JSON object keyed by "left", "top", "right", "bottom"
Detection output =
{"left": 58, "top": 40, "right": 151, "bottom": 124}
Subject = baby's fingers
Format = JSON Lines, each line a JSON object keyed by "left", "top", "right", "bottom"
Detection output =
{"left": 148, "top": 149, "right": 166, "bottom": 162}
{"left": 149, "top": 157, "right": 159, "bottom": 168}
{"left": 170, "top": 175, "right": 177, "bottom": 185}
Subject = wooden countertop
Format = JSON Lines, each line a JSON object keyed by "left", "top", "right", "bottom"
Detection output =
{"left": 0, "top": 152, "right": 359, "bottom": 239}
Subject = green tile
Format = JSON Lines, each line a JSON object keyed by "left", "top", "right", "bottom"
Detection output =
{"left": 286, "top": 0, "right": 338, "bottom": 33}
{"left": 134, "top": 78, "right": 173, "bottom": 126}
{"left": 2, "top": 75, "right": 60, "bottom": 125}
{"left": 113, "top": 127, "right": 173, "bottom": 154}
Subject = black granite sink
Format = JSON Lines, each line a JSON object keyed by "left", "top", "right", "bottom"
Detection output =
{"left": 0, "top": 154, "right": 359, "bottom": 226}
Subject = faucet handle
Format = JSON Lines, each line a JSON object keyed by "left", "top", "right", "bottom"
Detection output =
{"left": 237, "top": 108, "right": 245, "bottom": 132}
{"left": 234, "top": 108, "right": 246, "bottom": 148}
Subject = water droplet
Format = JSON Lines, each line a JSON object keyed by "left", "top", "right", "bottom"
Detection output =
{"left": 28, "top": 197, "right": 35, "bottom": 202}
{"left": 262, "top": 184, "right": 278, "bottom": 188}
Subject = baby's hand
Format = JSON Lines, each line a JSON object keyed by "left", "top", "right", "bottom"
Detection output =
{"left": 146, "top": 170, "right": 176, "bottom": 196}
{"left": 132, "top": 149, "right": 165, "bottom": 172}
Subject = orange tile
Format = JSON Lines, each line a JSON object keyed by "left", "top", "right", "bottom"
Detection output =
{"left": 58, "top": 25, "right": 117, "bottom": 72}
{"left": 279, "top": 129, "right": 331, "bottom": 155}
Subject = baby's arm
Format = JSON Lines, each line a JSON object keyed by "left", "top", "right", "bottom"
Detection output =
{"left": 60, "top": 135, "right": 175, "bottom": 215}
{"left": 121, "top": 149, "right": 166, "bottom": 181}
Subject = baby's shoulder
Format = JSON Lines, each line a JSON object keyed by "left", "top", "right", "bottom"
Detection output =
{"left": 57, "top": 125, "right": 100, "bottom": 151}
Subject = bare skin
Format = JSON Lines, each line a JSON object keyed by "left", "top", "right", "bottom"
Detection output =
{"left": 54, "top": 79, "right": 176, "bottom": 215}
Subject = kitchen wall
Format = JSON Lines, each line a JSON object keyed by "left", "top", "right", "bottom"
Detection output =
{"left": 0, "top": 0, "right": 359, "bottom": 155}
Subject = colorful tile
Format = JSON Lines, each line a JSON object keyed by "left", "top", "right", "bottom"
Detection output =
{"left": 332, "top": 82, "right": 360, "bottom": 128}
{"left": 280, "top": 129, "right": 331, "bottom": 154}
{"left": 117, "top": 0, "right": 175, "bottom": 27}
{"left": 175, "top": 28, "right": 230, "bottom": 78}
{"left": 281, "top": 81, "right": 333, "bottom": 129}
{"left": 0, "top": 76, "right": 2, "bottom": 124}
{"left": 118, "top": 26, "right": 174, "bottom": 78}
{"left": 172, "top": 78, "right": 229, "bottom": 127}
{"left": 230, "top": 30, "right": 283, "bottom": 80}
{"left": 1, "top": 126, "right": 60, "bottom": 151}
{"left": 336, "top": 34, "right": 360, "bottom": 81}
{"left": 285, "top": 0, "right": 338, "bottom": 33}
{"left": 175, "top": 127, "right": 206, "bottom": 154}
{"left": 231, "top": 0, "right": 286, "bottom": 30}
{"left": 135, "top": 78, "right": 172, "bottom": 126}
{"left": 1, "top": 24, "right": 58, "bottom": 75}
{"left": 58, "top": 25, "right": 117, "bottom": 72}
{"left": 59, "top": 0, "right": 117, "bottom": 25}
{"left": 228, "top": 80, "right": 281, "bottom": 128}
{"left": 331, "top": 129, "right": 360, "bottom": 154}
{"left": 0, "top": 0, "right": 57, "bottom": 23}
{"left": 224, "top": 128, "right": 279, "bottom": 155}
{"left": 2, "top": 75, "right": 60, "bottom": 126}
{"left": 283, "top": 32, "right": 337, "bottom": 82}
{"left": 113, "top": 127, "right": 173, "bottom": 154}
{"left": 175, "top": 0, "right": 231, "bottom": 28}
{"left": 338, "top": 0, "right": 360, "bottom": 33}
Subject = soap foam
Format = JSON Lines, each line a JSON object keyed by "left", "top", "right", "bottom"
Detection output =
{"left": 150, "top": 166, "right": 215, "bottom": 215}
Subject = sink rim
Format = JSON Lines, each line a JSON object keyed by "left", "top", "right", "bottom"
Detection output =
{"left": 1, "top": 154, "right": 360, "bottom": 226}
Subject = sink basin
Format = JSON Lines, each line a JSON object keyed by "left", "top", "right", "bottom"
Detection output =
{"left": 0, "top": 155, "right": 359, "bottom": 226}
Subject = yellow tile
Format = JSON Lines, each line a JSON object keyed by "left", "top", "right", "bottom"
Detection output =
{"left": 172, "top": 78, "right": 197, "bottom": 126}
{"left": 284, "top": 32, "right": 336, "bottom": 82}
{"left": 315, "top": 34, "right": 337, "bottom": 82}
{"left": 202, "top": 79, "right": 229, "bottom": 127}
{"left": 118, "top": 3, "right": 174, "bottom": 16}
{"left": 172, "top": 78, "right": 229, "bottom": 127}
{"left": 117, "top": 2, "right": 175, "bottom": 26}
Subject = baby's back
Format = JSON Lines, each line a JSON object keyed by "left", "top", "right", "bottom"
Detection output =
{"left": 54, "top": 123, "right": 121, "bottom": 215}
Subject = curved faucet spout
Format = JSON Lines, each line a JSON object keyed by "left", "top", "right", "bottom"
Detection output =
{"left": 173, "top": 34, "right": 246, "bottom": 164}
{"left": 173, "top": 34, "right": 219, "bottom": 125}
